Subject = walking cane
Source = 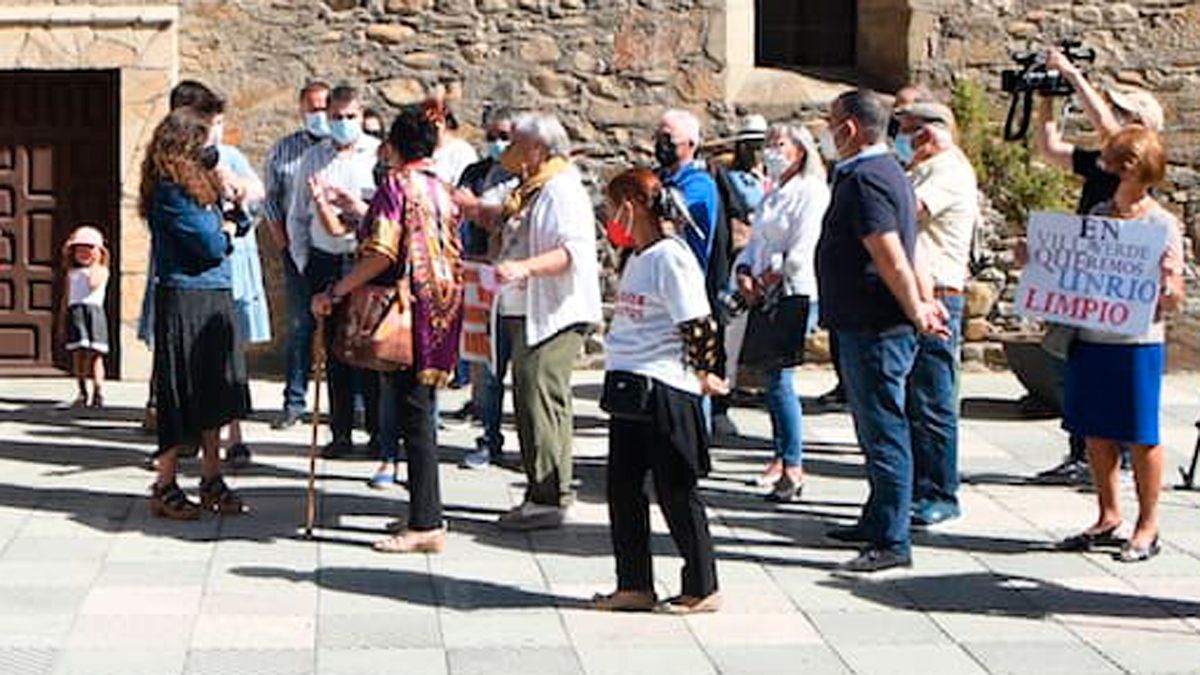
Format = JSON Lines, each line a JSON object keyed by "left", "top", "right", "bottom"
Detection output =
{"left": 304, "top": 318, "right": 326, "bottom": 539}
{"left": 1179, "top": 419, "right": 1200, "bottom": 491}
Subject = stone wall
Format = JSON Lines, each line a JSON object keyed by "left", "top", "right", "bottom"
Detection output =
{"left": 7, "top": 0, "right": 1200, "bottom": 374}
{"left": 914, "top": 0, "right": 1200, "bottom": 370}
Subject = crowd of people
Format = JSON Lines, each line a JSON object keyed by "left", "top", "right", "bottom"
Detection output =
{"left": 57, "top": 51, "right": 1183, "bottom": 613}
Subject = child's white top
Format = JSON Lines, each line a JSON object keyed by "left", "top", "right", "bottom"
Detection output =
{"left": 68, "top": 268, "right": 106, "bottom": 306}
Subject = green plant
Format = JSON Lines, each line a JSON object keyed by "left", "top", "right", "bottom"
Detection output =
{"left": 950, "top": 79, "right": 1075, "bottom": 233}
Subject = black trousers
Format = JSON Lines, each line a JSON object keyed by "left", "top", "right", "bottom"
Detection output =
{"left": 607, "top": 384, "right": 717, "bottom": 597}
{"left": 307, "top": 249, "right": 379, "bottom": 443}
{"left": 379, "top": 369, "right": 443, "bottom": 530}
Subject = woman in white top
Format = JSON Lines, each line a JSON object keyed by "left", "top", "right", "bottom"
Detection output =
{"left": 734, "top": 124, "right": 830, "bottom": 501}
{"left": 593, "top": 168, "right": 728, "bottom": 615}
{"left": 1059, "top": 126, "right": 1184, "bottom": 563}
{"left": 424, "top": 98, "right": 478, "bottom": 187}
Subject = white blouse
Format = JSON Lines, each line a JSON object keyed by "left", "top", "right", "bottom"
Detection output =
{"left": 736, "top": 173, "right": 830, "bottom": 298}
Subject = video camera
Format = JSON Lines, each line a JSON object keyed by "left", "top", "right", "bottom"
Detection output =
{"left": 1001, "top": 39, "right": 1096, "bottom": 142}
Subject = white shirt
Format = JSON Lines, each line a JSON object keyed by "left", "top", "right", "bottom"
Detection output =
{"left": 432, "top": 137, "right": 478, "bottom": 186}
{"left": 497, "top": 216, "right": 530, "bottom": 317}
{"left": 1078, "top": 203, "right": 1183, "bottom": 346}
{"left": 287, "top": 134, "right": 380, "bottom": 271}
{"left": 910, "top": 147, "right": 980, "bottom": 290}
{"left": 519, "top": 164, "right": 604, "bottom": 346}
{"left": 606, "top": 237, "right": 712, "bottom": 394}
{"left": 68, "top": 268, "right": 106, "bottom": 306}
{"left": 737, "top": 173, "right": 830, "bottom": 298}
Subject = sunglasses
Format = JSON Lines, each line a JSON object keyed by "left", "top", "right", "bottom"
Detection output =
{"left": 329, "top": 112, "right": 360, "bottom": 121}
{"left": 485, "top": 132, "right": 511, "bottom": 142}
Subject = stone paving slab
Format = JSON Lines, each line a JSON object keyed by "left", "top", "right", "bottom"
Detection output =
{"left": 1, "top": 372, "right": 1200, "bottom": 674}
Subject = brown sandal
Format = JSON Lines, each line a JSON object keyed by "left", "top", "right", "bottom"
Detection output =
{"left": 199, "top": 475, "right": 247, "bottom": 515}
{"left": 149, "top": 481, "right": 200, "bottom": 520}
{"left": 656, "top": 593, "right": 723, "bottom": 615}
{"left": 591, "top": 590, "right": 658, "bottom": 612}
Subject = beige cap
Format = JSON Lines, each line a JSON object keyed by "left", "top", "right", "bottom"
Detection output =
{"left": 1106, "top": 85, "right": 1164, "bottom": 132}
{"left": 895, "top": 102, "right": 956, "bottom": 130}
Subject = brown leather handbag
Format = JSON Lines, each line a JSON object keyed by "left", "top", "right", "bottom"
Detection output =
{"left": 330, "top": 279, "right": 413, "bottom": 372}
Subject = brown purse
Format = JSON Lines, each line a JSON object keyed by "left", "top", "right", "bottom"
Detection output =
{"left": 330, "top": 278, "right": 413, "bottom": 372}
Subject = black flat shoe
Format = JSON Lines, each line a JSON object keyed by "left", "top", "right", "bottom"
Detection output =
{"left": 226, "top": 443, "right": 252, "bottom": 470}
{"left": 1115, "top": 536, "right": 1160, "bottom": 563}
{"left": 1056, "top": 525, "right": 1124, "bottom": 552}
{"left": 839, "top": 548, "right": 912, "bottom": 573}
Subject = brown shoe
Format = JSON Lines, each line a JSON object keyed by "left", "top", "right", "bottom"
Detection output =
{"left": 656, "top": 593, "right": 723, "bottom": 615}
{"left": 149, "top": 481, "right": 200, "bottom": 520}
{"left": 199, "top": 475, "right": 247, "bottom": 515}
{"left": 372, "top": 528, "right": 446, "bottom": 554}
{"left": 591, "top": 590, "right": 658, "bottom": 612}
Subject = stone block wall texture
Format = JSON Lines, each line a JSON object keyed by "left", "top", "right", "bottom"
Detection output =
{"left": 6, "top": 0, "right": 1200, "bottom": 372}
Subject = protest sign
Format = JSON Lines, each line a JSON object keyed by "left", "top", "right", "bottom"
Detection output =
{"left": 460, "top": 261, "right": 500, "bottom": 370}
{"left": 1016, "top": 211, "right": 1168, "bottom": 337}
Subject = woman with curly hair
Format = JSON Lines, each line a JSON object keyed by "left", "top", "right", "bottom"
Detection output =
{"left": 140, "top": 106, "right": 250, "bottom": 519}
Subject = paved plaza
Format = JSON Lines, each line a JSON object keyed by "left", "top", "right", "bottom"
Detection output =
{"left": 1, "top": 370, "right": 1199, "bottom": 674}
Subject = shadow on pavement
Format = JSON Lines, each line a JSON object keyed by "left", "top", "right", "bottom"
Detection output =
{"left": 822, "top": 571, "right": 1200, "bottom": 620}
{"left": 232, "top": 565, "right": 585, "bottom": 610}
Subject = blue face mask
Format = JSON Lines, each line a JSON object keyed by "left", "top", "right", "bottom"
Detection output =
{"left": 330, "top": 118, "right": 362, "bottom": 147}
{"left": 487, "top": 140, "right": 510, "bottom": 161}
{"left": 304, "top": 111, "right": 330, "bottom": 138}
{"left": 893, "top": 133, "right": 915, "bottom": 166}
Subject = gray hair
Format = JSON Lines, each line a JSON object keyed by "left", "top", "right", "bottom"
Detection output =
{"left": 482, "top": 105, "right": 515, "bottom": 127}
{"left": 513, "top": 112, "right": 571, "bottom": 157}
{"left": 660, "top": 108, "right": 702, "bottom": 145}
{"left": 834, "top": 89, "right": 890, "bottom": 143}
{"left": 768, "top": 123, "right": 826, "bottom": 182}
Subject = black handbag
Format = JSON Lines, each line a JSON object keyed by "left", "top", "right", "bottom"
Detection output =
{"left": 600, "top": 371, "right": 655, "bottom": 421}
{"left": 740, "top": 293, "right": 811, "bottom": 371}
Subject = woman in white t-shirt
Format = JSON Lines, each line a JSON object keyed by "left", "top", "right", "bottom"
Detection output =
{"left": 593, "top": 168, "right": 728, "bottom": 615}
{"left": 734, "top": 124, "right": 830, "bottom": 501}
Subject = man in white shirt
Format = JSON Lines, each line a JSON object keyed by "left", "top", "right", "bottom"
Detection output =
{"left": 895, "top": 102, "right": 979, "bottom": 527}
{"left": 491, "top": 113, "right": 603, "bottom": 530}
{"left": 288, "top": 84, "right": 381, "bottom": 459}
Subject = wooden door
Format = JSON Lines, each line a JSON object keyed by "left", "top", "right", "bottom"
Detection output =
{"left": 0, "top": 70, "right": 120, "bottom": 376}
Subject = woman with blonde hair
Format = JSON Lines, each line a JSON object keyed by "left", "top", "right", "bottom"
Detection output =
{"left": 735, "top": 123, "right": 830, "bottom": 501}
{"left": 1059, "top": 126, "right": 1184, "bottom": 562}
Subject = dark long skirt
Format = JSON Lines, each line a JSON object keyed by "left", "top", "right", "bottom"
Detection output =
{"left": 154, "top": 286, "right": 250, "bottom": 456}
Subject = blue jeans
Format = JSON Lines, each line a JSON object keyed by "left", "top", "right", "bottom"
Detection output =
{"left": 765, "top": 368, "right": 803, "bottom": 467}
{"left": 282, "top": 254, "right": 314, "bottom": 413}
{"left": 838, "top": 326, "right": 919, "bottom": 556}
{"left": 909, "top": 293, "right": 963, "bottom": 507}
{"left": 474, "top": 320, "right": 514, "bottom": 453}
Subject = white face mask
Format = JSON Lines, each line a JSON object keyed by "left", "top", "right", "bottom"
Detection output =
{"left": 763, "top": 148, "right": 790, "bottom": 180}
{"left": 818, "top": 127, "right": 840, "bottom": 162}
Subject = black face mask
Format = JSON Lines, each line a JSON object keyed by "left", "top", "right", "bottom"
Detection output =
{"left": 199, "top": 145, "right": 220, "bottom": 170}
{"left": 654, "top": 136, "right": 680, "bottom": 168}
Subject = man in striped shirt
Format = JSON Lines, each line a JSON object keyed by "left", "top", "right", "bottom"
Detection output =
{"left": 264, "top": 81, "right": 330, "bottom": 430}
{"left": 288, "top": 84, "right": 381, "bottom": 459}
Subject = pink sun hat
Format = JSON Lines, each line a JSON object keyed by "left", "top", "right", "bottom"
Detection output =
{"left": 63, "top": 225, "right": 105, "bottom": 250}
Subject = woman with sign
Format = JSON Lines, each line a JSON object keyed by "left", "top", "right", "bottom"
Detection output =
{"left": 1059, "top": 126, "right": 1184, "bottom": 563}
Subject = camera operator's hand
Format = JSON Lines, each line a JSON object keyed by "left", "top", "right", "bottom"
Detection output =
{"left": 1045, "top": 49, "right": 1081, "bottom": 82}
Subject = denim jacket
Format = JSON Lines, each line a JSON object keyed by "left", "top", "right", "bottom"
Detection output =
{"left": 149, "top": 181, "right": 232, "bottom": 290}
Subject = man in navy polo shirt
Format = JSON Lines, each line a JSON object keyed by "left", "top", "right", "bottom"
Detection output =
{"left": 815, "top": 89, "right": 949, "bottom": 573}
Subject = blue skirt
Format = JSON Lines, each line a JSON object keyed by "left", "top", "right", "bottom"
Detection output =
{"left": 1063, "top": 341, "right": 1163, "bottom": 446}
